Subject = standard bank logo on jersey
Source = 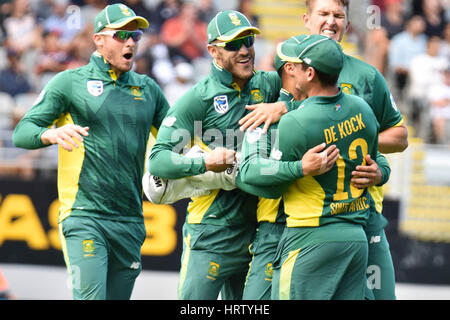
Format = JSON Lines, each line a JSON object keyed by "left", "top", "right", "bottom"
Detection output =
{"left": 213, "top": 95, "right": 229, "bottom": 114}
{"left": 87, "top": 80, "right": 104, "bottom": 96}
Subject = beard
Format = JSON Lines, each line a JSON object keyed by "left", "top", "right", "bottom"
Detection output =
{"left": 218, "top": 50, "right": 255, "bottom": 83}
{"left": 104, "top": 49, "right": 134, "bottom": 74}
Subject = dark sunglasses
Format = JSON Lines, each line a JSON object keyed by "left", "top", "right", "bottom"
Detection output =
{"left": 96, "top": 30, "right": 143, "bottom": 42}
{"left": 214, "top": 35, "right": 255, "bottom": 51}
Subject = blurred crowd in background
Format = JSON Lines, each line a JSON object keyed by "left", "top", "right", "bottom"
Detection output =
{"left": 0, "top": 0, "right": 448, "bottom": 181}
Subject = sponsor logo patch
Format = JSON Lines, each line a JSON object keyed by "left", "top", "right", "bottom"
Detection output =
{"left": 341, "top": 83, "right": 353, "bottom": 95}
{"left": 162, "top": 116, "right": 177, "bottom": 127}
{"left": 265, "top": 263, "right": 273, "bottom": 281}
{"left": 246, "top": 127, "right": 263, "bottom": 144}
{"left": 213, "top": 95, "right": 229, "bottom": 114}
{"left": 251, "top": 89, "right": 264, "bottom": 103}
{"left": 87, "top": 80, "right": 103, "bottom": 96}
{"left": 82, "top": 240, "right": 95, "bottom": 257}
{"left": 207, "top": 261, "right": 220, "bottom": 280}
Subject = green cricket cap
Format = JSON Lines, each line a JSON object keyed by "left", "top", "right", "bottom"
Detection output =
{"left": 274, "top": 34, "right": 343, "bottom": 76}
{"left": 207, "top": 10, "right": 261, "bottom": 44}
{"left": 94, "top": 3, "right": 149, "bottom": 33}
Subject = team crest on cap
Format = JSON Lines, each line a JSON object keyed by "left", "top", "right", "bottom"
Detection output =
{"left": 213, "top": 95, "right": 229, "bottom": 114}
{"left": 87, "top": 80, "right": 103, "bottom": 96}
{"left": 229, "top": 12, "right": 242, "bottom": 26}
{"left": 119, "top": 4, "right": 132, "bottom": 16}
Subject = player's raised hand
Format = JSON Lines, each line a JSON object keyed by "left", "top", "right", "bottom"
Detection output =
{"left": 351, "top": 154, "right": 382, "bottom": 188}
{"left": 204, "top": 147, "right": 236, "bottom": 173}
{"left": 41, "top": 124, "right": 90, "bottom": 152}
{"left": 238, "top": 101, "right": 288, "bottom": 133}
{"left": 301, "top": 143, "right": 339, "bottom": 176}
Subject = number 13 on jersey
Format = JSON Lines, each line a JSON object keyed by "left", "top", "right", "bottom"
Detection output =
{"left": 333, "top": 138, "right": 368, "bottom": 201}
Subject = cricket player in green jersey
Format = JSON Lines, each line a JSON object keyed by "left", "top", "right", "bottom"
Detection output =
{"left": 239, "top": 34, "right": 390, "bottom": 300}
{"left": 148, "top": 10, "right": 279, "bottom": 300}
{"left": 240, "top": 34, "right": 379, "bottom": 299}
{"left": 238, "top": 0, "right": 408, "bottom": 300}
{"left": 12, "top": 4, "right": 170, "bottom": 300}
{"left": 148, "top": 10, "right": 337, "bottom": 300}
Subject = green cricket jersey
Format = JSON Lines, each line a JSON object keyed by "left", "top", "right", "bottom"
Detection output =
{"left": 280, "top": 90, "right": 379, "bottom": 227}
{"left": 238, "top": 88, "right": 297, "bottom": 224}
{"left": 13, "top": 51, "right": 170, "bottom": 223}
{"left": 149, "top": 60, "right": 282, "bottom": 226}
{"left": 242, "top": 89, "right": 379, "bottom": 228}
{"left": 239, "top": 88, "right": 390, "bottom": 224}
{"left": 285, "top": 54, "right": 403, "bottom": 226}
{"left": 339, "top": 55, "right": 403, "bottom": 216}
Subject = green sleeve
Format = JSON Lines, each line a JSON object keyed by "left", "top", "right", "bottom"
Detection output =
{"left": 12, "top": 70, "right": 72, "bottom": 149}
{"left": 277, "top": 113, "right": 307, "bottom": 161}
{"left": 375, "top": 151, "right": 391, "bottom": 186}
{"left": 237, "top": 123, "right": 303, "bottom": 199}
{"left": 149, "top": 89, "right": 207, "bottom": 179}
{"left": 149, "top": 78, "right": 170, "bottom": 129}
{"left": 370, "top": 69, "right": 404, "bottom": 132}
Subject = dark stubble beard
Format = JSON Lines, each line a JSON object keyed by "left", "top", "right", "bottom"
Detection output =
{"left": 220, "top": 51, "right": 255, "bottom": 84}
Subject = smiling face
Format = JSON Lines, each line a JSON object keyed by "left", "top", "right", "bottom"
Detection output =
{"left": 93, "top": 20, "right": 139, "bottom": 76}
{"left": 303, "top": 0, "right": 349, "bottom": 42}
{"left": 208, "top": 30, "right": 255, "bottom": 88}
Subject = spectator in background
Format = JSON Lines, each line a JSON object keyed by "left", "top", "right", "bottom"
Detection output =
{"left": 388, "top": 15, "right": 427, "bottom": 100}
{"left": 35, "top": 30, "right": 69, "bottom": 90}
{"left": 365, "top": 0, "right": 407, "bottom": 75}
{"left": 150, "top": 0, "right": 180, "bottom": 33}
{"left": 440, "top": 22, "right": 450, "bottom": 59}
{"left": 80, "top": 0, "right": 107, "bottom": 29}
{"left": 380, "top": 0, "right": 408, "bottom": 39}
{"left": 238, "top": 0, "right": 259, "bottom": 28}
{"left": 134, "top": 26, "right": 176, "bottom": 87}
{"left": 197, "top": 0, "right": 216, "bottom": 24}
{"left": 408, "top": 36, "right": 448, "bottom": 140}
{"left": 0, "top": 0, "right": 13, "bottom": 42}
{"left": 42, "top": 0, "right": 82, "bottom": 48}
{"left": 3, "top": 0, "right": 42, "bottom": 55}
{"left": 124, "top": 0, "right": 152, "bottom": 21}
{"left": 161, "top": 0, "right": 207, "bottom": 63}
{"left": 164, "top": 61, "right": 194, "bottom": 106}
{"left": 415, "top": 0, "right": 447, "bottom": 37}
{"left": 428, "top": 67, "right": 450, "bottom": 144}
{"left": 33, "top": 0, "right": 55, "bottom": 24}
{"left": 0, "top": 49, "right": 32, "bottom": 97}
{"left": 66, "top": 28, "right": 95, "bottom": 69}
{"left": 0, "top": 106, "right": 41, "bottom": 180}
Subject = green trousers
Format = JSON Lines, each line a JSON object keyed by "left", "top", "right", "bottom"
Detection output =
{"left": 59, "top": 215, "right": 146, "bottom": 300}
{"left": 243, "top": 222, "right": 284, "bottom": 300}
{"left": 365, "top": 228, "right": 396, "bottom": 300}
{"left": 178, "top": 222, "right": 256, "bottom": 300}
{"left": 272, "top": 224, "right": 368, "bottom": 300}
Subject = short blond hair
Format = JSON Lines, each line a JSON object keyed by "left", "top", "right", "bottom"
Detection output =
{"left": 306, "top": 0, "right": 349, "bottom": 15}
